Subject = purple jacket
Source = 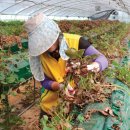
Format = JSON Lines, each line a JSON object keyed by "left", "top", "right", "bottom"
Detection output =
{"left": 41, "top": 45, "right": 108, "bottom": 90}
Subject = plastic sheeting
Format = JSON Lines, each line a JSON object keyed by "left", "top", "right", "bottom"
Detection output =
{"left": 0, "top": 0, "right": 130, "bottom": 18}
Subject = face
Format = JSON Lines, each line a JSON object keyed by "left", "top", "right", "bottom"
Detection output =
{"left": 47, "top": 38, "right": 59, "bottom": 53}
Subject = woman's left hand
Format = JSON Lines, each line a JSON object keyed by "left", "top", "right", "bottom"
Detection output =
{"left": 87, "top": 62, "right": 100, "bottom": 72}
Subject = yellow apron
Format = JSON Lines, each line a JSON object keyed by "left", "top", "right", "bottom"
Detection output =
{"left": 40, "top": 33, "right": 81, "bottom": 114}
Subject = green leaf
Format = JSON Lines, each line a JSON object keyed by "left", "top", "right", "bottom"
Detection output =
{"left": 77, "top": 49, "right": 85, "bottom": 57}
{"left": 77, "top": 114, "right": 84, "bottom": 123}
{"left": 20, "top": 78, "right": 26, "bottom": 83}
{"left": 122, "top": 47, "right": 127, "bottom": 51}
{"left": 1, "top": 94, "right": 6, "bottom": 100}
{"left": 65, "top": 48, "right": 78, "bottom": 58}
{"left": 112, "top": 61, "right": 119, "bottom": 67}
{"left": 40, "top": 115, "right": 55, "bottom": 130}
{"left": 0, "top": 72, "right": 5, "bottom": 81}
{"left": 6, "top": 73, "right": 18, "bottom": 83}
{"left": 10, "top": 91, "right": 17, "bottom": 96}
{"left": 1, "top": 81, "right": 8, "bottom": 85}
{"left": 65, "top": 48, "right": 84, "bottom": 58}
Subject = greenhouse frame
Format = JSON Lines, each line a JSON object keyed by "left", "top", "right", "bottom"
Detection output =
{"left": 0, "top": 0, "right": 130, "bottom": 21}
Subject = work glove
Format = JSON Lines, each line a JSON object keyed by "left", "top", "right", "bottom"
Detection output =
{"left": 65, "top": 83, "right": 75, "bottom": 98}
{"left": 87, "top": 62, "right": 100, "bottom": 72}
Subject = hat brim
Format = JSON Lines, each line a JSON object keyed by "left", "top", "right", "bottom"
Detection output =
{"left": 28, "top": 18, "right": 61, "bottom": 56}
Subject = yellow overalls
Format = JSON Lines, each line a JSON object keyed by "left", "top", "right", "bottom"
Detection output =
{"left": 40, "top": 33, "right": 81, "bottom": 114}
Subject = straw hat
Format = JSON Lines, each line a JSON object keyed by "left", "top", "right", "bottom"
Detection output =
{"left": 24, "top": 13, "right": 61, "bottom": 56}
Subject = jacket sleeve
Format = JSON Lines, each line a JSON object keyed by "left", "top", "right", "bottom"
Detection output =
{"left": 40, "top": 75, "right": 53, "bottom": 90}
{"left": 84, "top": 45, "right": 108, "bottom": 71}
{"left": 78, "top": 36, "right": 108, "bottom": 71}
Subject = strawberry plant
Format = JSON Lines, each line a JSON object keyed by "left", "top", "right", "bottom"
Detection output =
{"left": 106, "top": 61, "right": 130, "bottom": 87}
{"left": 0, "top": 73, "right": 24, "bottom": 130}
{"left": 0, "top": 21, "right": 24, "bottom": 36}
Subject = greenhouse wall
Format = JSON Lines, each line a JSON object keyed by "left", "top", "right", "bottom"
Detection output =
{"left": 0, "top": 15, "right": 29, "bottom": 21}
{"left": 0, "top": 15, "right": 88, "bottom": 21}
{"left": 108, "top": 11, "right": 130, "bottom": 23}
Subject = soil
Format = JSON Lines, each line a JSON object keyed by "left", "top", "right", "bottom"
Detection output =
{"left": 8, "top": 79, "right": 41, "bottom": 130}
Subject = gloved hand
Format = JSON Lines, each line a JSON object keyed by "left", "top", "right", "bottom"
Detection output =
{"left": 65, "top": 83, "right": 75, "bottom": 98}
{"left": 87, "top": 62, "right": 100, "bottom": 72}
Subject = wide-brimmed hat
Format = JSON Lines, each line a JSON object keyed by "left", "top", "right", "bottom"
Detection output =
{"left": 24, "top": 13, "right": 61, "bottom": 56}
{"left": 29, "top": 36, "right": 69, "bottom": 81}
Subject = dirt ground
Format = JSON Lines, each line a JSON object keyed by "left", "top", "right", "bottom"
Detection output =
{"left": 8, "top": 79, "right": 42, "bottom": 130}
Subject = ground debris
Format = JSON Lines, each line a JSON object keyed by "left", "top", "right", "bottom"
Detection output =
{"left": 84, "top": 107, "right": 114, "bottom": 121}
{"left": 112, "top": 124, "right": 120, "bottom": 130}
